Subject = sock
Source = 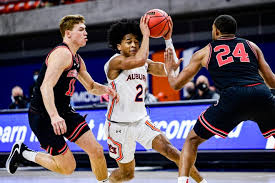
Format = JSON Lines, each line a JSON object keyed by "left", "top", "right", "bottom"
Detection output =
{"left": 178, "top": 176, "right": 189, "bottom": 183}
{"left": 22, "top": 150, "right": 37, "bottom": 162}
{"left": 200, "top": 179, "right": 208, "bottom": 183}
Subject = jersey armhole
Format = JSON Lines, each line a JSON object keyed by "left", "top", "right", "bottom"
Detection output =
{"left": 45, "top": 46, "right": 73, "bottom": 70}
{"left": 205, "top": 43, "right": 212, "bottom": 70}
{"left": 246, "top": 40, "right": 259, "bottom": 60}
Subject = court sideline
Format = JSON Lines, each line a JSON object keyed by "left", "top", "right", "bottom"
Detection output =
{"left": 1, "top": 168, "right": 275, "bottom": 183}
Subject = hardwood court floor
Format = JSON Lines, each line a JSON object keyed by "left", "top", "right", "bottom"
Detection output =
{"left": 0, "top": 168, "right": 275, "bottom": 183}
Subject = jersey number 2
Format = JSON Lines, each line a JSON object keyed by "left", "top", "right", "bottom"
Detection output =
{"left": 135, "top": 84, "right": 143, "bottom": 102}
{"left": 214, "top": 43, "right": 250, "bottom": 67}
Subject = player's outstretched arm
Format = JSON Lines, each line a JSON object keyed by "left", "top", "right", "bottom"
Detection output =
{"left": 165, "top": 47, "right": 204, "bottom": 90}
{"left": 78, "top": 57, "right": 119, "bottom": 102}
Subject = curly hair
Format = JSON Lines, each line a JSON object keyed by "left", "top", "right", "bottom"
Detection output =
{"left": 107, "top": 19, "right": 142, "bottom": 52}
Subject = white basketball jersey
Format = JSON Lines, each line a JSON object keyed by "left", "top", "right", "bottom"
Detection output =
{"left": 104, "top": 54, "right": 148, "bottom": 122}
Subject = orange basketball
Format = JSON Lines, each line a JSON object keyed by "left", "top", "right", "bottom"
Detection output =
{"left": 145, "top": 9, "right": 169, "bottom": 38}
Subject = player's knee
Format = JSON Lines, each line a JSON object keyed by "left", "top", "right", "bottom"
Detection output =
{"left": 57, "top": 158, "right": 76, "bottom": 175}
{"left": 61, "top": 165, "right": 75, "bottom": 175}
{"left": 89, "top": 144, "right": 104, "bottom": 159}
{"left": 186, "top": 135, "right": 200, "bottom": 148}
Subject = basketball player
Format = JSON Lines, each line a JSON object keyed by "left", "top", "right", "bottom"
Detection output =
{"left": 164, "top": 14, "right": 275, "bottom": 183}
{"left": 6, "top": 15, "right": 118, "bottom": 183}
{"left": 104, "top": 16, "right": 207, "bottom": 183}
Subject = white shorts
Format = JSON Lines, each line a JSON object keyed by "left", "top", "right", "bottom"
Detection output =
{"left": 104, "top": 116, "right": 161, "bottom": 163}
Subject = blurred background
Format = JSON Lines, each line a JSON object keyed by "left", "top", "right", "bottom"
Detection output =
{"left": 0, "top": 0, "right": 275, "bottom": 173}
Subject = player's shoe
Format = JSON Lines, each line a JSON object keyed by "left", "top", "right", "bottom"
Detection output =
{"left": 6, "top": 141, "right": 31, "bottom": 174}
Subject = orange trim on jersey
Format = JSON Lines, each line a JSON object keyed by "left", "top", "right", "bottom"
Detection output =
{"left": 145, "top": 120, "right": 160, "bottom": 132}
{"left": 107, "top": 81, "right": 116, "bottom": 120}
{"left": 108, "top": 136, "right": 123, "bottom": 161}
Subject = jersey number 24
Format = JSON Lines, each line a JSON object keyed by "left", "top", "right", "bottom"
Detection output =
{"left": 214, "top": 43, "right": 250, "bottom": 67}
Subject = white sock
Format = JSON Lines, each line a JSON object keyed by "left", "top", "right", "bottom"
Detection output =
{"left": 200, "top": 179, "right": 208, "bottom": 183}
{"left": 22, "top": 150, "right": 37, "bottom": 162}
{"left": 178, "top": 176, "right": 189, "bottom": 183}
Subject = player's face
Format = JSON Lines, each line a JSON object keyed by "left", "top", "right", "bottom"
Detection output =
{"left": 69, "top": 23, "right": 88, "bottom": 47}
{"left": 118, "top": 34, "right": 140, "bottom": 57}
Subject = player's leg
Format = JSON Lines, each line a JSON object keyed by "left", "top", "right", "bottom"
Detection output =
{"left": 105, "top": 121, "right": 136, "bottom": 182}
{"left": 75, "top": 130, "right": 109, "bottom": 182}
{"left": 6, "top": 110, "right": 77, "bottom": 175}
{"left": 137, "top": 117, "right": 207, "bottom": 183}
{"left": 152, "top": 133, "right": 205, "bottom": 183}
{"left": 109, "top": 159, "right": 135, "bottom": 183}
{"left": 178, "top": 129, "right": 206, "bottom": 182}
{"left": 36, "top": 147, "right": 76, "bottom": 174}
{"left": 6, "top": 140, "right": 76, "bottom": 175}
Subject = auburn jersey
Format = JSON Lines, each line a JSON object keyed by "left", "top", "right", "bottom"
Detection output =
{"left": 31, "top": 42, "right": 80, "bottom": 113}
{"left": 104, "top": 54, "right": 148, "bottom": 122}
{"left": 207, "top": 37, "right": 264, "bottom": 90}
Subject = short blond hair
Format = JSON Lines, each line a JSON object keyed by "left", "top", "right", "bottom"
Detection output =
{"left": 59, "top": 14, "right": 85, "bottom": 38}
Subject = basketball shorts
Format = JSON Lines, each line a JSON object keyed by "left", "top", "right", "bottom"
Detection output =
{"left": 193, "top": 84, "right": 275, "bottom": 139}
{"left": 104, "top": 116, "right": 161, "bottom": 163}
{"left": 28, "top": 107, "right": 90, "bottom": 156}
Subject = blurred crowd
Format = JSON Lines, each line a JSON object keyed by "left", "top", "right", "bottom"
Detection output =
{"left": 0, "top": 0, "right": 89, "bottom": 14}
{"left": 8, "top": 71, "right": 219, "bottom": 109}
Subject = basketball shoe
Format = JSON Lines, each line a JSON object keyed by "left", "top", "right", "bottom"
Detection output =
{"left": 6, "top": 141, "right": 33, "bottom": 174}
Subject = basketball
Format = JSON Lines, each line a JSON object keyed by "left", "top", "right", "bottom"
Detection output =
{"left": 145, "top": 9, "right": 169, "bottom": 38}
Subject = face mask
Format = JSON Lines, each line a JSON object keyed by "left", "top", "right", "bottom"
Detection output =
{"left": 33, "top": 75, "right": 38, "bottom": 81}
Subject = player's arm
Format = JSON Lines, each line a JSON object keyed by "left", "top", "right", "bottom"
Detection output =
{"left": 40, "top": 48, "right": 71, "bottom": 135}
{"left": 146, "top": 59, "right": 167, "bottom": 77}
{"left": 163, "top": 16, "right": 180, "bottom": 75}
{"left": 165, "top": 46, "right": 207, "bottom": 90}
{"left": 107, "top": 16, "right": 150, "bottom": 80}
{"left": 78, "top": 57, "right": 119, "bottom": 101}
{"left": 249, "top": 41, "right": 275, "bottom": 88}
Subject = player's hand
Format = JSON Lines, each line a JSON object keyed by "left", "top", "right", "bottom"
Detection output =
{"left": 164, "top": 48, "right": 183, "bottom": 72}
{"left": 140, "top": 15, "right": 150, "bottom": 38}
{"left": 106, "top": 87, "right": 120, "bottom": 103}
{"left": 163, "top": 16, "right": 173, "bottom": 40}
{"left": 51, "top": 115, "right": 67, "bottom": 135}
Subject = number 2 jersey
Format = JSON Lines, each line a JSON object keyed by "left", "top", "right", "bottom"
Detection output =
{"left": 207, "top": 37, "right": 264, "bottom": 90}
{"left": 104, "top": 54, "right": 148, "bottom": 123}
{"left": 30, "top": 42, "right": 80, "bottom": 113}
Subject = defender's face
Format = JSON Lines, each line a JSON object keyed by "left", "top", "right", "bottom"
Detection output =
{"left": 118, "top": 34, "right": 140, "bottom": 57}
{"left": 69, "top": 23, "right": 88, "bottom": 47}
